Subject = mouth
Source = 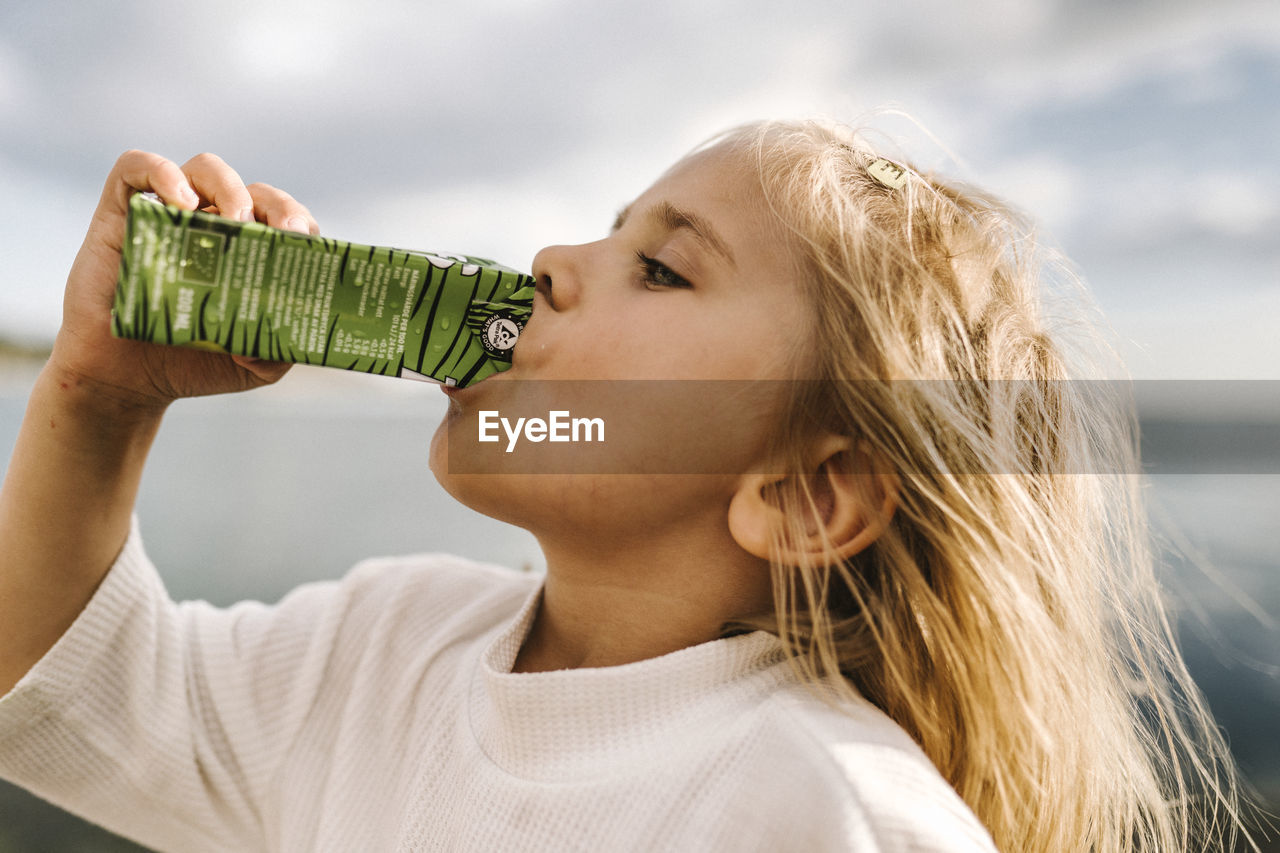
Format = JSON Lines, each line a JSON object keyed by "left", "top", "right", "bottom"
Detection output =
{"left": 439, "top": 380, "right": 487, "bottom": 402}
{"left": 439, "top": 364, "right": 518, "bottom": 402}
{"left": 438, "top": 379, "right": 480, "bottom": 407}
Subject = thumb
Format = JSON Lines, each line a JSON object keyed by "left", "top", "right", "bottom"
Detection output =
{"left": 231, "top": 355, "right": 292, "bottom": 384}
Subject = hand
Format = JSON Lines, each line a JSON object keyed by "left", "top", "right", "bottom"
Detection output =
{"left": 50, "top": 150, "right": 321, "bottom": 413}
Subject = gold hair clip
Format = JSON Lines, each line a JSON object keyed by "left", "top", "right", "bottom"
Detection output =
{"left": 867, "top": 158, "right": 908, "bottom": 190}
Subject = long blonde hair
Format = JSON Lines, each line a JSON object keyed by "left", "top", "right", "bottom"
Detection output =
{"left": 717, "top": 119, "right": 1250, "bottom": 852}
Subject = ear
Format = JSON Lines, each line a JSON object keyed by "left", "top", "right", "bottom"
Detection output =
{"left": 727, "top": 434, "right": 899, "bottom": 565}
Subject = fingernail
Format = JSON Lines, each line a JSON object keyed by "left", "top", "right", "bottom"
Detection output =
{"left": 240, "top": 206, "right": 256, "bottom": 222}
{"left": 179, "top": 185, "right": 198, "bottom": 205}
{"left": 285, "top": 216, "right": 308, "bottom": 233}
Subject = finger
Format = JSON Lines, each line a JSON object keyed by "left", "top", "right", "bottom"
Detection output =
{"left": 246, "top": 182, "right": 320, "bottom": 234}
{"left": 180, "top": 152, "right": 255, "bottom": 222}
{"left": 107, "top": 149, "right": 200, "bottom": 213}
{"left": 231, "top": 355, "right": 291, "bottom": 383}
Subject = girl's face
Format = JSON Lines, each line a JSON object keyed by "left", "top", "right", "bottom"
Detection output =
{"left": 429, "top": 145, "right": 811, "bottom": 544}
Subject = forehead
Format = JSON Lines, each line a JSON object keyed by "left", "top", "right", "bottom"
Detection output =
{"left": 653, "top": 144, "right": 750, "bottom": 195}
{"left": 643, "top": 146, "right": 755, "bottom": 216}
{"left": 633, "top": 145, "right": 784, "bottom": 254}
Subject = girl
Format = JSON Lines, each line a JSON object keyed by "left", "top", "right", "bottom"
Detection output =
{"left": 0, "top": 121, "right": 1248, "bottom": 851}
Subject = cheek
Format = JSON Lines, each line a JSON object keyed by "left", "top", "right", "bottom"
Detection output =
{"left": 540, "top": 307, "right": 712, "bottom": 380}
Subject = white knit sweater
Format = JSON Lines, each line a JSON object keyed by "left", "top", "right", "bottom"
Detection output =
{"left": 0, "top": 523, "right": 996, "bottom": 852}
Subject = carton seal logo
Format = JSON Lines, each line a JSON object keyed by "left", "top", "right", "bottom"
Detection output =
{"left": 481, "top": 310, "right": 524, "bottom": 358}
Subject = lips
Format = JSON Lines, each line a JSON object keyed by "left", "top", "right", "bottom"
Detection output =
{"left": 440, "top": 379, "right": 488, "bottom": 400}
{"left": 439, "top": 363, "right": 518, "bottom": 402}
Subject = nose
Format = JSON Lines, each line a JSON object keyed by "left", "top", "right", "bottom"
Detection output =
{"left": 530, "top": 243, "right": 584, "bottom": 311}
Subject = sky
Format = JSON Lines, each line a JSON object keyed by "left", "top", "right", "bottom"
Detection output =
{"left": 1, "top": 0, "right": 1277, "bottom": 380}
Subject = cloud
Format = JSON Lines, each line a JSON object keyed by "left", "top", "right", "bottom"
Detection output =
{"left": 976, "top": 153, "right": 1083, "bottom": 236}
{"left": 1189, "top": 172, "right": 1280, "bottom": 238}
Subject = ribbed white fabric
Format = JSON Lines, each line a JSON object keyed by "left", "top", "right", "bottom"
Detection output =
{"left": 0, "top": 521, "right": 996, "bottom": 852}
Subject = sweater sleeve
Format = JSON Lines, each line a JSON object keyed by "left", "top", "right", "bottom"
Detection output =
{"left": 0, "top": 519, "right": 385, "bottom": 852}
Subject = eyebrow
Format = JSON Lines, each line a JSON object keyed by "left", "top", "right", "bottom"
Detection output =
{"left": 613, "top": 201, "right": 736, "bottom": 269}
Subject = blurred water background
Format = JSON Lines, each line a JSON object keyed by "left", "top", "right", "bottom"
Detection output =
{"left": 0, "top": 354, "right": 1276, "bottom": 850}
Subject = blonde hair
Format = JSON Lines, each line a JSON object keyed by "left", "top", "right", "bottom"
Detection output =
{"left": 715, "top": 119, "right": 1251, "bottom": 851}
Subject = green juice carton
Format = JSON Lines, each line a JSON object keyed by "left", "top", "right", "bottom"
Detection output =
{"left": 112, "top": 193, "right": 535, "bottom": 387}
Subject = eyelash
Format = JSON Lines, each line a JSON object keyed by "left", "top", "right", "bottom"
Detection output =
{"left": 635, "top": 252, "right": 692, "bottom": 290}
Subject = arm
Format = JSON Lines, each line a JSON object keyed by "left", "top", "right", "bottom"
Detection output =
{"left": 0, "top": 150, "right": 316, "bottom": 695}
{"left": 0, "top": 363, "right": 162, "bottom": 694}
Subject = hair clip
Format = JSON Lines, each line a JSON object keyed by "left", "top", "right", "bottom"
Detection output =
{"left": 867, "top": 158, "right": 908, "bottom": 190}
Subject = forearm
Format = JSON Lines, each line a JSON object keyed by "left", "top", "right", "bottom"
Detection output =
{"left": 0, "top": 360, "right": 166, "bottom": 694}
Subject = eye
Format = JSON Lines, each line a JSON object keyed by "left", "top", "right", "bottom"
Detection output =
{"left": 636, "top": 252, "right": 692, "bottom": 290}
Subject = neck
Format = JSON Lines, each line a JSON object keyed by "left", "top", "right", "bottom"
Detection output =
{"left": 512, "top": 523, "right": 773, "bottom": 673}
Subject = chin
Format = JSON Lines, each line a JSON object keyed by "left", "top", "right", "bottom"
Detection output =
{"left": 429, "top": 415, "right": 482, "bottom": 506}
{"left": 429, "top": 413, "right": 537, "bottom": 529}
